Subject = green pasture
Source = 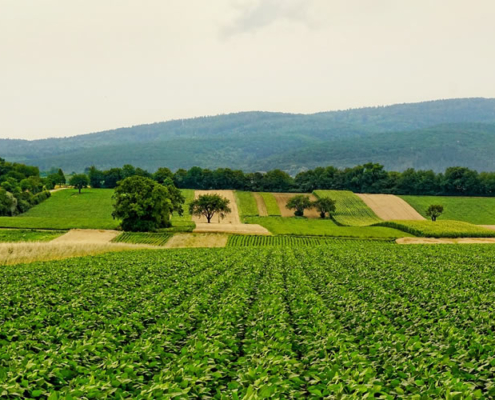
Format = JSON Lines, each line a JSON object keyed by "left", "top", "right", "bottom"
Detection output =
{"left": 258, "top": 193, "right": 281, "bottom": 216}
{"left": 0, "top": 229, "right": 64, "bottom": 243}
{"left": 235, "top": 191, "right": 259, "bottom": 217}
{"left": 375, "top": 220, "right": 495, "bottom": 238}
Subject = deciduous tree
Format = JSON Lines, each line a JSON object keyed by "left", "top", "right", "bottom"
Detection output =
{"left": 189, "top": 194, "right": 231, "bottom": 223}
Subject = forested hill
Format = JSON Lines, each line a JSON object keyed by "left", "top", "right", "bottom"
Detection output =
{"left": 2, "top": 98, "right": 495, "bottom": 173}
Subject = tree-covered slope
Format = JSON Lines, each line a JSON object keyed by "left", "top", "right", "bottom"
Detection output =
{"left": 2, "top": 98, "right": 495, "bottom": 172}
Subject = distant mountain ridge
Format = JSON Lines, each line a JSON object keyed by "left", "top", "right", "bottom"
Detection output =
{"left": 2, "top": 98, "right": 495, "bottom": 173}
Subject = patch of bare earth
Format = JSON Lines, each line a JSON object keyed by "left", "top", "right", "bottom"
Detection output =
{"left": 253, "top": 192, "right": 268, "bottom": 216}
{"left": 192, "top": 190, "right": 269, "bottom": 235}
{"left": 272, "top": 193, "right": 320, "bottom": 218}
{"left": 397, "top": 237, "right": 495, "bottom": 245}
{"left": 165, "top": 233, "right": 228, "bottom": 248}
{"left": 357, "top": 194, "right": 425, "bottom": 221}
{"left": 52, "top": 229, "right": 120, "bottom": 244}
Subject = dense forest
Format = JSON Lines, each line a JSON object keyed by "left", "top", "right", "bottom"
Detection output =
{"left": 87, "top": 163, "right": 495, "bottom": 197}
{"left": 0, "top": 158, "right": 57, "bottom": 216}
{"left": 2, "top": 98, "right": 495, "bottom": 173}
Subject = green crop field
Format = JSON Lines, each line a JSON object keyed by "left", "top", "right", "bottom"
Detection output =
{"left": 112, "top": 232, "right": 173, "bottom": 246}
{"left": 258, "top": 192, "right": 281, "bottom": 216}
{"left": 0, "top": 229, "right": 64, "bottom": 243}
{"left": 169, "top": 189, "right": 196, "bottom": 232}
{"left": 314, "top": 190, "right": 381, "bottom": 226}
{"left": 3, "top": 244, "right": 495, "bottom": 398}
{"left": 401, "top": 195, "right": 495, "bottom": 225}
{"left": 227, "top": 235, "right": 392, "bottom": 247}
{"left": 245, "top": 216, "right": 411, "bottom": 238}
{"left": 376, "top": 220, "right": 495, "bottom": 238}
{"left": 0, "top": 189, "right": 118, "bottom": 230}
{"left": 235, "top": 191, "right": 259, "bottom": 217}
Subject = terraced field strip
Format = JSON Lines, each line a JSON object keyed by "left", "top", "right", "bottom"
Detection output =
{"left": 235, "top": 191, "right": 259, "bottom": 217}
{"left": 272, "top": 193, "right": 320, "bottom": 218}
{"left": 357, "top": 193, "right": 425, "bottom": 220}
{"left": 252, "top": 192, "right": 268, "bottom": 216}
{"left": 112, "top": 232, "right": 173, "bottom": 246}
{"left": 314, "top": 190, "right": 381, "bottom": 226}
{"left": 165, "top": 233, "right": 229, "bottom": 248}
{"left": 193, "top": 190, "right": 241, "bottom": 224}
{"left": 376, "top": 220, "right": 495, "bottom": 238}
{"left": 258, "top": 192, "right": 281, "bottom": 216}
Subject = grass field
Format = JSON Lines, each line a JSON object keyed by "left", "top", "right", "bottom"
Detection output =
{"left": 258, "top": 192, "right": 281, "bottom": 216}
{"left": 0, "top": 229, "right": 64, "bottom": 242}
{"left": 235, "top": 191, "right": 259, "bottom": 217}
{"left": 227, "top": 235, "right": 392, "bottom": 246}
{"left": 0, "top": 189, "right": 118, "bottom": 230}
{"left": 112, "top": 232, "right": 173, "bottom": 246}
{"left": 401, "top": 195, "right": 495, "bottom": 224}
{"left": 376, "top": 220, "right": 495, "bottom": 238}
{"left": 3, "top": 244, "right": 495, "bottom": 397}
{"left": 245, "top": 216, "right": 411, "bottom": 238}
{"left": 169, "top": 189, "right": 196, "bottom": 232}
{"left": 314, "top": 190, "right": 382, "bottom": 226}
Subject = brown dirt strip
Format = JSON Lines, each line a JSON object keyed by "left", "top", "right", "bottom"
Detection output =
{"left": 193, "top": 190, "right": 241, "bottom": 224}
{"left": 480, "top": 225, "right": 495, "bottom": 231}
{"left": 253, "top": 192, "right": 268, "bottom": 217}
{"left": 356, "top": 194, "right": 425, "bottom": 221}
{"left": 272, "top": 193, "right": 320, "bottom": 218}
{"left": 165, "top": 233, "right": 228, "bottom": 248}
{"left": 52, "top": 229, "right": 120, "bottom": 244}
{"left": 397, "top": 237, "right": 495, "bottom": 245}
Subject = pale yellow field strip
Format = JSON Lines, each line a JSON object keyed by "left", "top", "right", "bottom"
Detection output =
{"left": 480, "top": 225, "right": 495, "bottom": 231}
{"left": 253, "top": 192, "right": 268, "bottom": 217}
{"left": 193, "top": 190, "right": 241, "bottom": 224}
{"left": 356, "top": 194, "right": 425, "bottom": 221}
{"left": 273, "top": 193, "right": 320, "bottom": 218}
{"left": 397, "top": 237, "right": 495, "bottom": 245}
{"left": 52, "top": 229, "right": 120, "bottom": 244}
{"left": 193, "top": 223, "right": 270, "bottom": 235}
{"left": 165, "top": 233, "right": 228, "bottom": 248}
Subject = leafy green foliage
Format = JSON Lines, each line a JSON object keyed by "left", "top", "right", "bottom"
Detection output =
{"left": 258, "top": 192, "right": 281, "bottom": 216}
{"left": 400, "top": 195, "right": 495, "bottom": 224}
{"left": 227, "top": 235, "right": 392, "bottom": 246}
{"left": 68, "top": 174, "right": 89, "bottom": 194}
{"left": 312, "top": 196, "right": 336, "bottom": 219}
{"left": 113, "top": 176, "right": 179, "bottom": 231}
{"left": 112, "top": 232, "right": 172, "bottom": 246}
{"left": 0, "top": 189, "right": 118, "bottom": 230}
{"left": 314, "top": 190, "right": 381, "bottom": 226}
{"left": 245, "top": 216, "right": 410, "bottom": 238}
{"left": 286, "top": 194, "right": 313, "bottom": 217}
{"left": 426, "top": 204, "right": 444, "bottom": 221}
{"left": 0, "top": 229, "right": 63, "bottom": 242}
{"left": 3, "top": 243, "right": 495, "bottom": 397}
{"left": 189, "top": 194, "right": 231, "bottom": 223}
{"left": 375, "top": 220, "right": 495, "bottom": 238}
{"left": 235, "top": 191, "right": 258, "bottom": 217}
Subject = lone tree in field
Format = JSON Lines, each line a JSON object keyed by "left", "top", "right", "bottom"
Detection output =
{"left": 189, "top": 194, "right": 231, "bottom": 223}
{"left": 286, "top": 195, "right": 313, "bottom": 217}
{"left": 426, "top": 204, "right": 444, "bottom": 221}
{"left": 113, "top": 176, "right": 184, "bottom": 231}
{"left": 313, "top": 197, "right": 337, "bottom": 219}
{"left": 69, "top": 174, "right": 89, "bottom": 194}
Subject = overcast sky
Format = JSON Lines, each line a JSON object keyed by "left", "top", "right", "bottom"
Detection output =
{"left": 1, "top": 0, "right": 495, "bottom": 140}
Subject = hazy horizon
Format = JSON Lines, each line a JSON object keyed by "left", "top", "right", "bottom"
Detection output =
{"left": 2, "top": 0, "right": 495, "bottom": 140}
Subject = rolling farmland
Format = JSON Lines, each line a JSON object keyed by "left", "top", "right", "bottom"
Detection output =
{"left": 235, "top": 191, "right": 259, "bottom": 217}
{"left": 258, "top": 192, "right": 281, "bottom": 216}
{"left": 314, "top": 190, "right": 381, "bottom": 226}
{"left": 0, "top": 229, "right": 63, "bottom": 243}
{"left": 376, "top": 220, "right": 495, "bottom": 238}
{"left": 112, "top": 232, "right": 173, "bottom": 246}
{"left": 227, "top": 235, "right": 392, "bottom": 247}
{"left": 3, "top": 244, "right": 495, "bottom": 397}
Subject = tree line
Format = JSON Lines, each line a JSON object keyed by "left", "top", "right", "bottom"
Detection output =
{"left": 86, "top": 163, "right": 495, "bottom": 197}
{"left": 0, "top": 158, "right": 56, "bottom": 216}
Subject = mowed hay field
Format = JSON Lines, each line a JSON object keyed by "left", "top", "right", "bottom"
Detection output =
{"left": 5, "top": 244, "right": 495, "bottom": 397}
{"left": 273, "top": 193, "right": 320, "bottom": 218}
{"left": 357, "top": 194, "right": 425, "bottom": 221}
{"left": 401, "top": 195, "right": 495, "bottom": 225}
{"left": 0, "top": 189, "right": 118, "bottom": 230}
{"left": 314, "top": 190, "right": 381, "bottom": 226}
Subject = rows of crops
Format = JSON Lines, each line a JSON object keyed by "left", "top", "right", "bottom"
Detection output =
{"left": 3, "top": 244, "right": 495, "bottom": 397}
{"left": 227, "top": 235, "right": 392, "bottom": 246}
{"left": 112, "top": 232, "right": 173, "bottom": 246}
{"left": 258, "top": 192, "right": 281, "bottom": 215}
{"left": 376, "top": 219, "right": 495, "bottom": 238}
{"left": 314, "top": 189, "right": 382, "bottom": 226}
